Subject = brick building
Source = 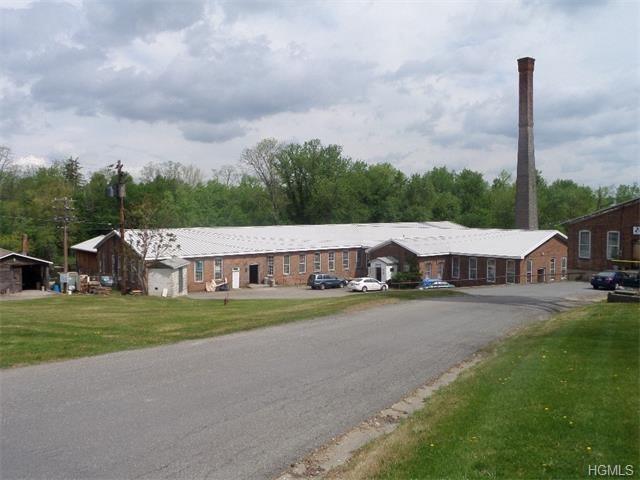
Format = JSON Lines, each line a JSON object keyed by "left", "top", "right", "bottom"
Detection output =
{"left": 73, "top": 222, "right": 568, "bottom": 293}
{"left": 564, "top": 197, "right": 640, "bottom": 277}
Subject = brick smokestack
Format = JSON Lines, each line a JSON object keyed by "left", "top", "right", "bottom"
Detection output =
{"left": 21, "top": 233, "right": 28, "bottom": 255}
{"left": 515, "top": 57, "right": 538, "bottom": 230}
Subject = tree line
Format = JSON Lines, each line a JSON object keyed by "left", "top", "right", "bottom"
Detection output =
{"left": 0, "top": 141, "right": 637, "bottom": 266}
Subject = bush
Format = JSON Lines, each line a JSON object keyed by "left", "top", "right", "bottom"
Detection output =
{"left": 389, "top": 271, "right": 422, "bottom": 289}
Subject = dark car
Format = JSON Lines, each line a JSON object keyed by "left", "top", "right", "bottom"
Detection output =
{"left": 590, "top": 271, "right": 629, "bottom": 290}
{"left": 622, "top": 271, "right": 639, "bottom": 289}
{"left": 307, "top": 273, "right": 347, "bottom": 290}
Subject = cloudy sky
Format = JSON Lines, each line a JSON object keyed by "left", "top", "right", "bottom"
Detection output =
{"left": 1, "top": 0, "right": 638, "bottom": 187}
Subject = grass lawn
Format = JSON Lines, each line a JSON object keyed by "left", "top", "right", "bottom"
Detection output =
{"left": 330, "top": 302, "right": 639, "bottom": 480}
{"left": 0, "top": 289, "right": 458, "bottom": 368}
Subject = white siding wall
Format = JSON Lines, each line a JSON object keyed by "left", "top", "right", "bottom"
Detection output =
{"left": 148, "top": 268, "right": 187, "bottom": 297}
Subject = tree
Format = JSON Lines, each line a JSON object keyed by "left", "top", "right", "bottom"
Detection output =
{"left": 128, "top": 228, "right": 180, "bottom": 294}
{"left": 242, "top": 138, "right": 286, "bottom": 223}
{"left": 62, "top": 156, "right": 83, "bottom": 189}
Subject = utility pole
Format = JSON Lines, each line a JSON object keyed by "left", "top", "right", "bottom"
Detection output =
{"left": 54, "top": 196, "right": 74, "bottom": 292}
{"left": 115, "top": 160, "right": 127, "bottom": 293}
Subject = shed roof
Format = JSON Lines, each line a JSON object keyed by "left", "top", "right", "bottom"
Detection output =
{"left": 563, "top": 197, "right": 640, "bottom": 225}
{"left": 149, "top": 258, "right": 190, "bottom": 269}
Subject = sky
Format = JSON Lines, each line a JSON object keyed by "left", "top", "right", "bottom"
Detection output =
{"left": 1, "top": 0, "right": 638, "bottom": 187}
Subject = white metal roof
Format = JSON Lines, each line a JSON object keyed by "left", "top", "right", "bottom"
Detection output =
{"left": 92, "top": 222, "right": 564, "bottom": 261}
{"left": 374, "top": 228, "right": 567, "bottom": 259}
{"left": 70, "top": 235, "right": 105, "bottom": 253}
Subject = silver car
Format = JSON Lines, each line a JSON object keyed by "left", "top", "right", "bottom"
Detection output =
{"left": 347, "top": 277, "right": 388, "bottom": 292}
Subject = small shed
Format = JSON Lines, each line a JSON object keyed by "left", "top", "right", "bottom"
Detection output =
{"left": 147, "top": 258, "right": 189, "bottom": 297}
{"left": 0, "top": 248, "right": 52, "bottom": 294}
{"left": 369, "top": 256, "right": 398, "bottom": 282}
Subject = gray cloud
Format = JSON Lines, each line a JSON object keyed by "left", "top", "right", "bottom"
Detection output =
{"left": 181, "top": 122, "right": 248, "bottom": 143}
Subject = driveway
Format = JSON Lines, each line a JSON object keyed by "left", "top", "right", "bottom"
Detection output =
{"left": 0, "top": 282, "right": 606, "bottom": 479}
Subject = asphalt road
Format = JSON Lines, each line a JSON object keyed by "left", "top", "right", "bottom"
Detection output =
{"left": 0, "top": 282, "right": 606, "bottom": 480}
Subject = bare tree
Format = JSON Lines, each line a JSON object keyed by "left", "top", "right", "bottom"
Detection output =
{"left": 241, "top": 138, "right": 285, "bottom": 222}
{"left": 211, "top": 164, "right": 241, "bottom": 186}
{"left": 129, "top": 229, "right": 180, "bottom": 294}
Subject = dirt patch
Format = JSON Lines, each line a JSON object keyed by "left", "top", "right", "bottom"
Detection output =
{"left": 275, "top": 354, "right": 483, "bottom": 480}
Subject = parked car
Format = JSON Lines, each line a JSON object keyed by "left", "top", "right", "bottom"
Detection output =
{"left": 346, "top": 277, "right": 388, "bottom": 292}
{"left": 417, "top": 278, "right": 455, "bottom": 290}
{"left": 590, "top": 271, "right": 629, "bottom": 290}
{"left": 622, "top": 270, "right": 639, "bottom": 289}
{"left": 307, "top": 273, "right": 347, "bottom": 290}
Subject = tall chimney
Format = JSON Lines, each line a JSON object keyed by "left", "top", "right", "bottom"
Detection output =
{"left": 515, "top": 57, "right": 538, "bottom": 230}
{"left": 21, "top": 234, "right": 29, "bottom": 255}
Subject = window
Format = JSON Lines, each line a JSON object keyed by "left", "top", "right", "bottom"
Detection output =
{"left": 607, "top": 231, "right": 620, "bottom": 259}
{"left": 356, "top": 250, "right": 364, "bottom": 268}
{"left": 298, "top": 255, "right": 306, "bottom": 274}
{"left": 451, "top": 257, "right": 460, "bottom": 279}
{"left": 425, "top": 262, "right": 432, "bottom": 278}
{"left": 487, "top": 259, "right": 496, "bottom": 283}
{"left": 561, "top": 257, "right": 567, "bottom": 279}
{"left": 549, "top": 257, "right": 556, "bottom": 278}
{"left": 526, "top": 259, "right": 533, "bottom": 283}
{"left": 314, "top": 252, "right": 321, "bottom": 272}
{"left": 267, "top": 255, "right": 274, "bottom": 276}
{"left": 283, "top": 255, "right": 290, "bottom": 275}
{"left": 579, "top": 230, "right": 591, "bottom": 259}
{"left": 437, "top": 261, "right": 445, "bottom": 279}
{"left": 342, "top": 251, "right": 349, "bottom": 271}
{"left": 328, "top": 252, "right": 335, "bottom": 271}
{"left": 214, "top": 257, "right": 223, "bottom": 280}
{"left": 195, "top": 260, "right": 204, "bottom": 282}
{"left": 506, "top": 260, "right": 516, "bottom": 283}
{"left": 468, "top": 257, "right": 477, "bottom": 280}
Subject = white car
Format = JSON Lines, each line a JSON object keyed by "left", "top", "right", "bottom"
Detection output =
{"left": 347, "top": 277, "right": 388, "bottom": 292}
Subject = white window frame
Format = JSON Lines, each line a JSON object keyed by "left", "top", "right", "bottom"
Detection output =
{"left": 606, "top": 231, "right": 620, "bottom": 259}
{"left": 526, "top": 259, "right": 533, "bottom": 283}
{"left": 578, "top": 230, "right": 591, "bottom": 259}
{"left": 342, "top": 251, "right": 349, "bottom": 271}
{"left": 549, "top": 257, "right": 556, "bottom": 276}
{"left": 283, "top": 255, "right": 290, "bottom": 275}
{"left": 214, "top": 257, "right": 223, "bottom": 281}
{"left": 425, "top": 262, "right": 432, "bottom": 278}
{"left": 328, "top": 252, "right": 335, "bottom": 271}
{"left": 313, "top": 252, "right": 321, "bottom": 272}
{"left": 451, "top": 256, "right": 460, "bottom": 279}
{"left": 468, "top": 257, "right": 477, "bottom": 280}
{"left": 299, "top": 254, "right": 306, "bottom": 274}
{"left": 194, "top": 260, "right": 204, "bottom": 283}
{"left": 506, "top": 260, "right": 516, "bottom": 283}
{"left": 487, "top": 259, "right": 496, "bottom": 283}
{"left": 561, "top": 256, "right": 567, "bottom": 279}
{"left": 267, "top": 255, "right": 274, "bottom": 276}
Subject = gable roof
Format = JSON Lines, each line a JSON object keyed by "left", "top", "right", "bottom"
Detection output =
{"left": 70, "top": 235, "right": 105, "bottom": 253}
{"left": 76, "top": 222, "right": 565, "bottom": 262}
{"left": 563, "top": 197, "right": 640, "bottom": 225}
{"left": 369, "top": 229, "right": 566, "bottom": 260}
{"left": 0, "top": 248, "right": 53, "bottom": 265}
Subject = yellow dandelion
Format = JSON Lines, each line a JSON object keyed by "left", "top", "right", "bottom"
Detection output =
{"left": 430, "top": 443, "right": 435, "bottom": 447}
{"left": 586, "top": 446, "right": 592, "bottom": 451}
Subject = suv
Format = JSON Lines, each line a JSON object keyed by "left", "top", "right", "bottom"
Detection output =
{"left": 307, "top": 273, "right": 347, "bottom": 290}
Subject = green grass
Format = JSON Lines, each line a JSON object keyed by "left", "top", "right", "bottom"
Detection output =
{"left": 332, "top": 303, "right": 640, "bottom": 480}
{"left": 0, "top": 289, "right": 459, "bottom": 368}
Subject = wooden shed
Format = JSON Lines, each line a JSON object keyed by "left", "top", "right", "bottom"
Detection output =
{"left": 0, "top": 248, "right": 52, "bottom": 294}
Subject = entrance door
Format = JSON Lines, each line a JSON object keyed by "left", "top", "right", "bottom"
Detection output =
{"left": 375, "top": 266, "right": 382, "bottom": 281}
{"left": 537, "top": 268, "right": 546, "bottom": 283}
{"left": 249, "top": 264, "right": 259, "bottom": 284}
{"left": 232, "top": 268, "right": 240, "bottom": 289}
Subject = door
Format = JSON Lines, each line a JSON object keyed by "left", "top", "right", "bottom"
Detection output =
{"left": 249, "top": 264, "right": 259, "bottom": 284}
{"left": 537, "top": 268, "right": 546, "bottom": 283}
{"left": 375, "top": 266, "right": 382, "bottom": 281}
{"left": 232, "top": 268, "right": 240, "bottom": 289}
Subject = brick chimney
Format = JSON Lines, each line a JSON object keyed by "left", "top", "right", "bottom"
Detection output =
{"left": 515, "top": 57, "right": 539, "bottom": 230}
{"left": 21, "top": 233, "right": 28, "bottom": 255}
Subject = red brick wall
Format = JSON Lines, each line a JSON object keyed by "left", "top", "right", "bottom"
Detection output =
{"left": 186, "top": 247, "right": 368, "bottom": 291}
{"left": 567, "top": 199, "right": 640, "bottom": 275}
